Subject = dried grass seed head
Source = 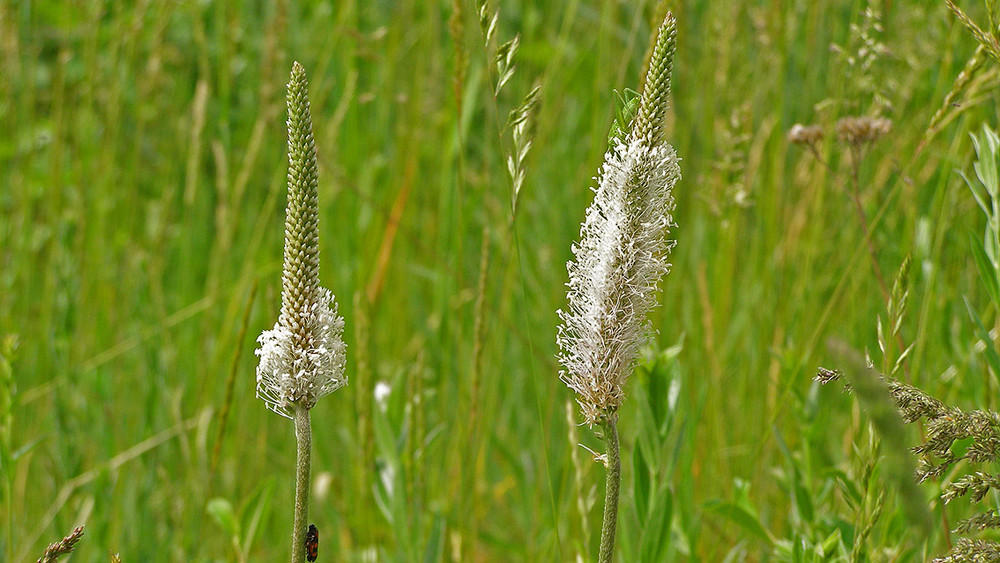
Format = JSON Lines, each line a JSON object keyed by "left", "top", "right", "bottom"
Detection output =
{"left": 836, "top": 115, "right": 891, "bottom": 146}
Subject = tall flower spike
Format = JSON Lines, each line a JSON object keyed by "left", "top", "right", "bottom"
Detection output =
{"left": 557, "top": 13, "right": 681, "bottom": 426}
{"left": 256, "top": 62, "right": 347, "bottom": 419}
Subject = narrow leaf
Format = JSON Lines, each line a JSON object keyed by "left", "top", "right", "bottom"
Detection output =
{"left": 970, "top": 232, "right": 1000, "bottom": 307}
{"left": 965, "top": 296, "right": 1000, "bottom": 381}
{"left": 704, "top": 500, "right": 772, "bottom": 545}
{"left": 632, "top": 442, "right": 651, "bottom": 519}
{"left": 207, "top": 498, "right": 240, "bottom": 538}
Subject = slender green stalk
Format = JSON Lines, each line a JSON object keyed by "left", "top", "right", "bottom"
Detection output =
{"left": 291, "top": 403, "right": 312, "bottom": 563}
{"left": 1, "top": 336, "right": 14, "bottom": 563}
{"left": 597, "top": 414, "right": 621, "bottom": 563}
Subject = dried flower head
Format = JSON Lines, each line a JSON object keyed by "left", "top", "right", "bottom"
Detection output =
{"left": 256, "top": 62, "right": 347, "bottom": 419}
{"left": 557, "top": 13, "right": 681, "bottom": 426}
{"left": 836, "top": 116, "right": 891, "bottom": 146}
{"left": 787, "top": 123, "right": 825, "bottom": 146}
{"left": 37, "top": 526, "right": 84, "bottom": 563}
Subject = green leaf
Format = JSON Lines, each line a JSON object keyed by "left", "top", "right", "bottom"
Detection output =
{"left": 970, "top": 232, "right": 1000, "bottom": 307}
{"left": 791, "top": 534, "right": 805, "bottom": 562}
{"left": 645, "top": 334, "right": 683, "bottom": 435}
{"left": 964, "top": 169, "right": 991, "bottom": 216}
{"left": 608, "top": 88, "right": 641, "bottom": 146}
{"left": 372, "top": 461, "right": 395, "bottom": 525}
{"left": 965, "top": 296, "right": 1000, "bottom": 381}
{"left": 704, "top": 499, "right": 772, "bottom": 545}
{"left": 792, "top": 477, "right": 814, "bottom": 525}
{"left": 423, "top": 513, "right": 445, "bottom": 563}
{"left": 206, "top": 497, "right": 240, "bottom": 539}
{"left": 773, "top": 426, "right": 814, "bottom": 524}
{"left": 11, "top": 435, "right": 44, "bottom": 462}
{"left": 632, "top": 441, "right": 651, "bottom": 519}
{"left": 372, "top": 397, "right": 402, "bottom": 468}
{"left": 818, "top": 528, "right": 842, "bottom": 559}
{"left": 239, "top": 477, "right": 275, "bottom": 555}
{"left": 639, "top": 485, "right": 673, "bottom": 562}
{"left": 972, "top": 126, "right": 999, "bottom": 196}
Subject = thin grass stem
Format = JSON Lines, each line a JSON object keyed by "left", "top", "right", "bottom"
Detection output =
{"left": 847, "top": 146, "right": 890, "bottom": 305}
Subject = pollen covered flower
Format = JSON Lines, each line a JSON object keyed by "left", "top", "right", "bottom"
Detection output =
{"left": 256, "top": 62, "right": 347, "bottom": 419}
{"left": 557, "top": 14, "right": 681, "bottom": 426}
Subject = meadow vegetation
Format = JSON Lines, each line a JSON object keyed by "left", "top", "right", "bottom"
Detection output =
{"left": 2, "top": 0, "right": 1000, "bottom": 560}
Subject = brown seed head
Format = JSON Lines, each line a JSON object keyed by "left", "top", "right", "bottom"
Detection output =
{"left": 836, "top": 116, "right": 891, "bottom": 146}
{"left": 787, "top": 124, "right": 825, "bottom": 146}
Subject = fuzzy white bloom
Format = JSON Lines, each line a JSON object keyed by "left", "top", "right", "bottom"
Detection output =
{"left": 557, "top": 12, "right": 679, "bottom": 427}
{"left": 557, "top": 134, "right": 681, "bottom": 426}
{"left": 374, "top": 381, "right": 391, "bottom": 412}
{"left": 256, "top": 288, "right": 347, "bottom": 418}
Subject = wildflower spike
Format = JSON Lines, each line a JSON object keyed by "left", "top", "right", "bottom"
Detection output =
{"left": 255, "top": 62, "right": 348, "bottom": 419}
{"left": 557, "top": 12, "right": 682, "bottom": 426}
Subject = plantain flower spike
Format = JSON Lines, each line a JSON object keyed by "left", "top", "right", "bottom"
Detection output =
{"left": 557, "top": 13, "right": 681, "bottom": 426}
{"left": 256, "top": 62, "right": 347, "bottom": 419}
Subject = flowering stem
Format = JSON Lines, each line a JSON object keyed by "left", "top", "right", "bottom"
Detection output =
{"left": 598, "top": 413, "right": 621, "bottom": 563}
{"left": 291, "top": 403, "right": 312, "bottom": 563}
{"left": 846, "top": 146, "right": 890, "bottom": 304}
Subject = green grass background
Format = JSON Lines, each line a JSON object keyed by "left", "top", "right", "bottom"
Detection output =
{"left": 2, "top": 0, "right": 999, "bottom": 560}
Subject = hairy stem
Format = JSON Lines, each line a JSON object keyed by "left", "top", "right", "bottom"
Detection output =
{"left": 292, "top": 403, "right": 312, "bottom": 563}
{"left": 598, "top": 414, "right": 621, "bottom": 563}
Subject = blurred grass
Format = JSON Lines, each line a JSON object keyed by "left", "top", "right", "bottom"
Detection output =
{"left": 2, "top": 0, "right": 999, "bottom": 560}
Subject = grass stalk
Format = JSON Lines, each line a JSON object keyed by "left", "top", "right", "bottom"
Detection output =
{"left": 597, "top": 414, "right": 621, "bottom": 563}
{"left": 846, "top": 145, "right": 890, "bottom": 304}
{"left": 211, "top": 280, "right": 258, "bottom": 476}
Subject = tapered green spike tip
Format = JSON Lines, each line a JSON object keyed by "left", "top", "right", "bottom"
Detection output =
{"left": 608, "top": 88, "right": 642, "bottom": 147}
{"left": 281, "top": 61, "right": 321, "bottom": 335}
{"left": 633, "top": 12, "right": 677, "bottom": 148}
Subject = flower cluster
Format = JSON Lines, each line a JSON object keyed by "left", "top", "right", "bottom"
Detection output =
{"left": 557, "top": 14, "right": 681, "bottom": 426}
{"left": 256, "top": 62, "right": 347, "bottom": 419}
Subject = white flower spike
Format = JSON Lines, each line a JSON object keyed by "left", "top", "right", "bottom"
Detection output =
{"left": 255, "top": 62, "right": 347, "bottom": 419}
{"left": 557, "top": 14, "right": 680, "bottom": 427}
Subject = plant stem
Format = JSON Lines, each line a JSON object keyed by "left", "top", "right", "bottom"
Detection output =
{"left": 4, "top": 478, "right": 11, "bottom": 563}
{"left": 847, "top": 146, "right": 890, "bottom": 304}
{"left": 292, "top": 403, "right": 312, "bottom": 563}
{"left": 598, "top": 413, "right": 621, "bottom": 563}
{"left": 846, "top": 147, "right": 915, "bottom": 383}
